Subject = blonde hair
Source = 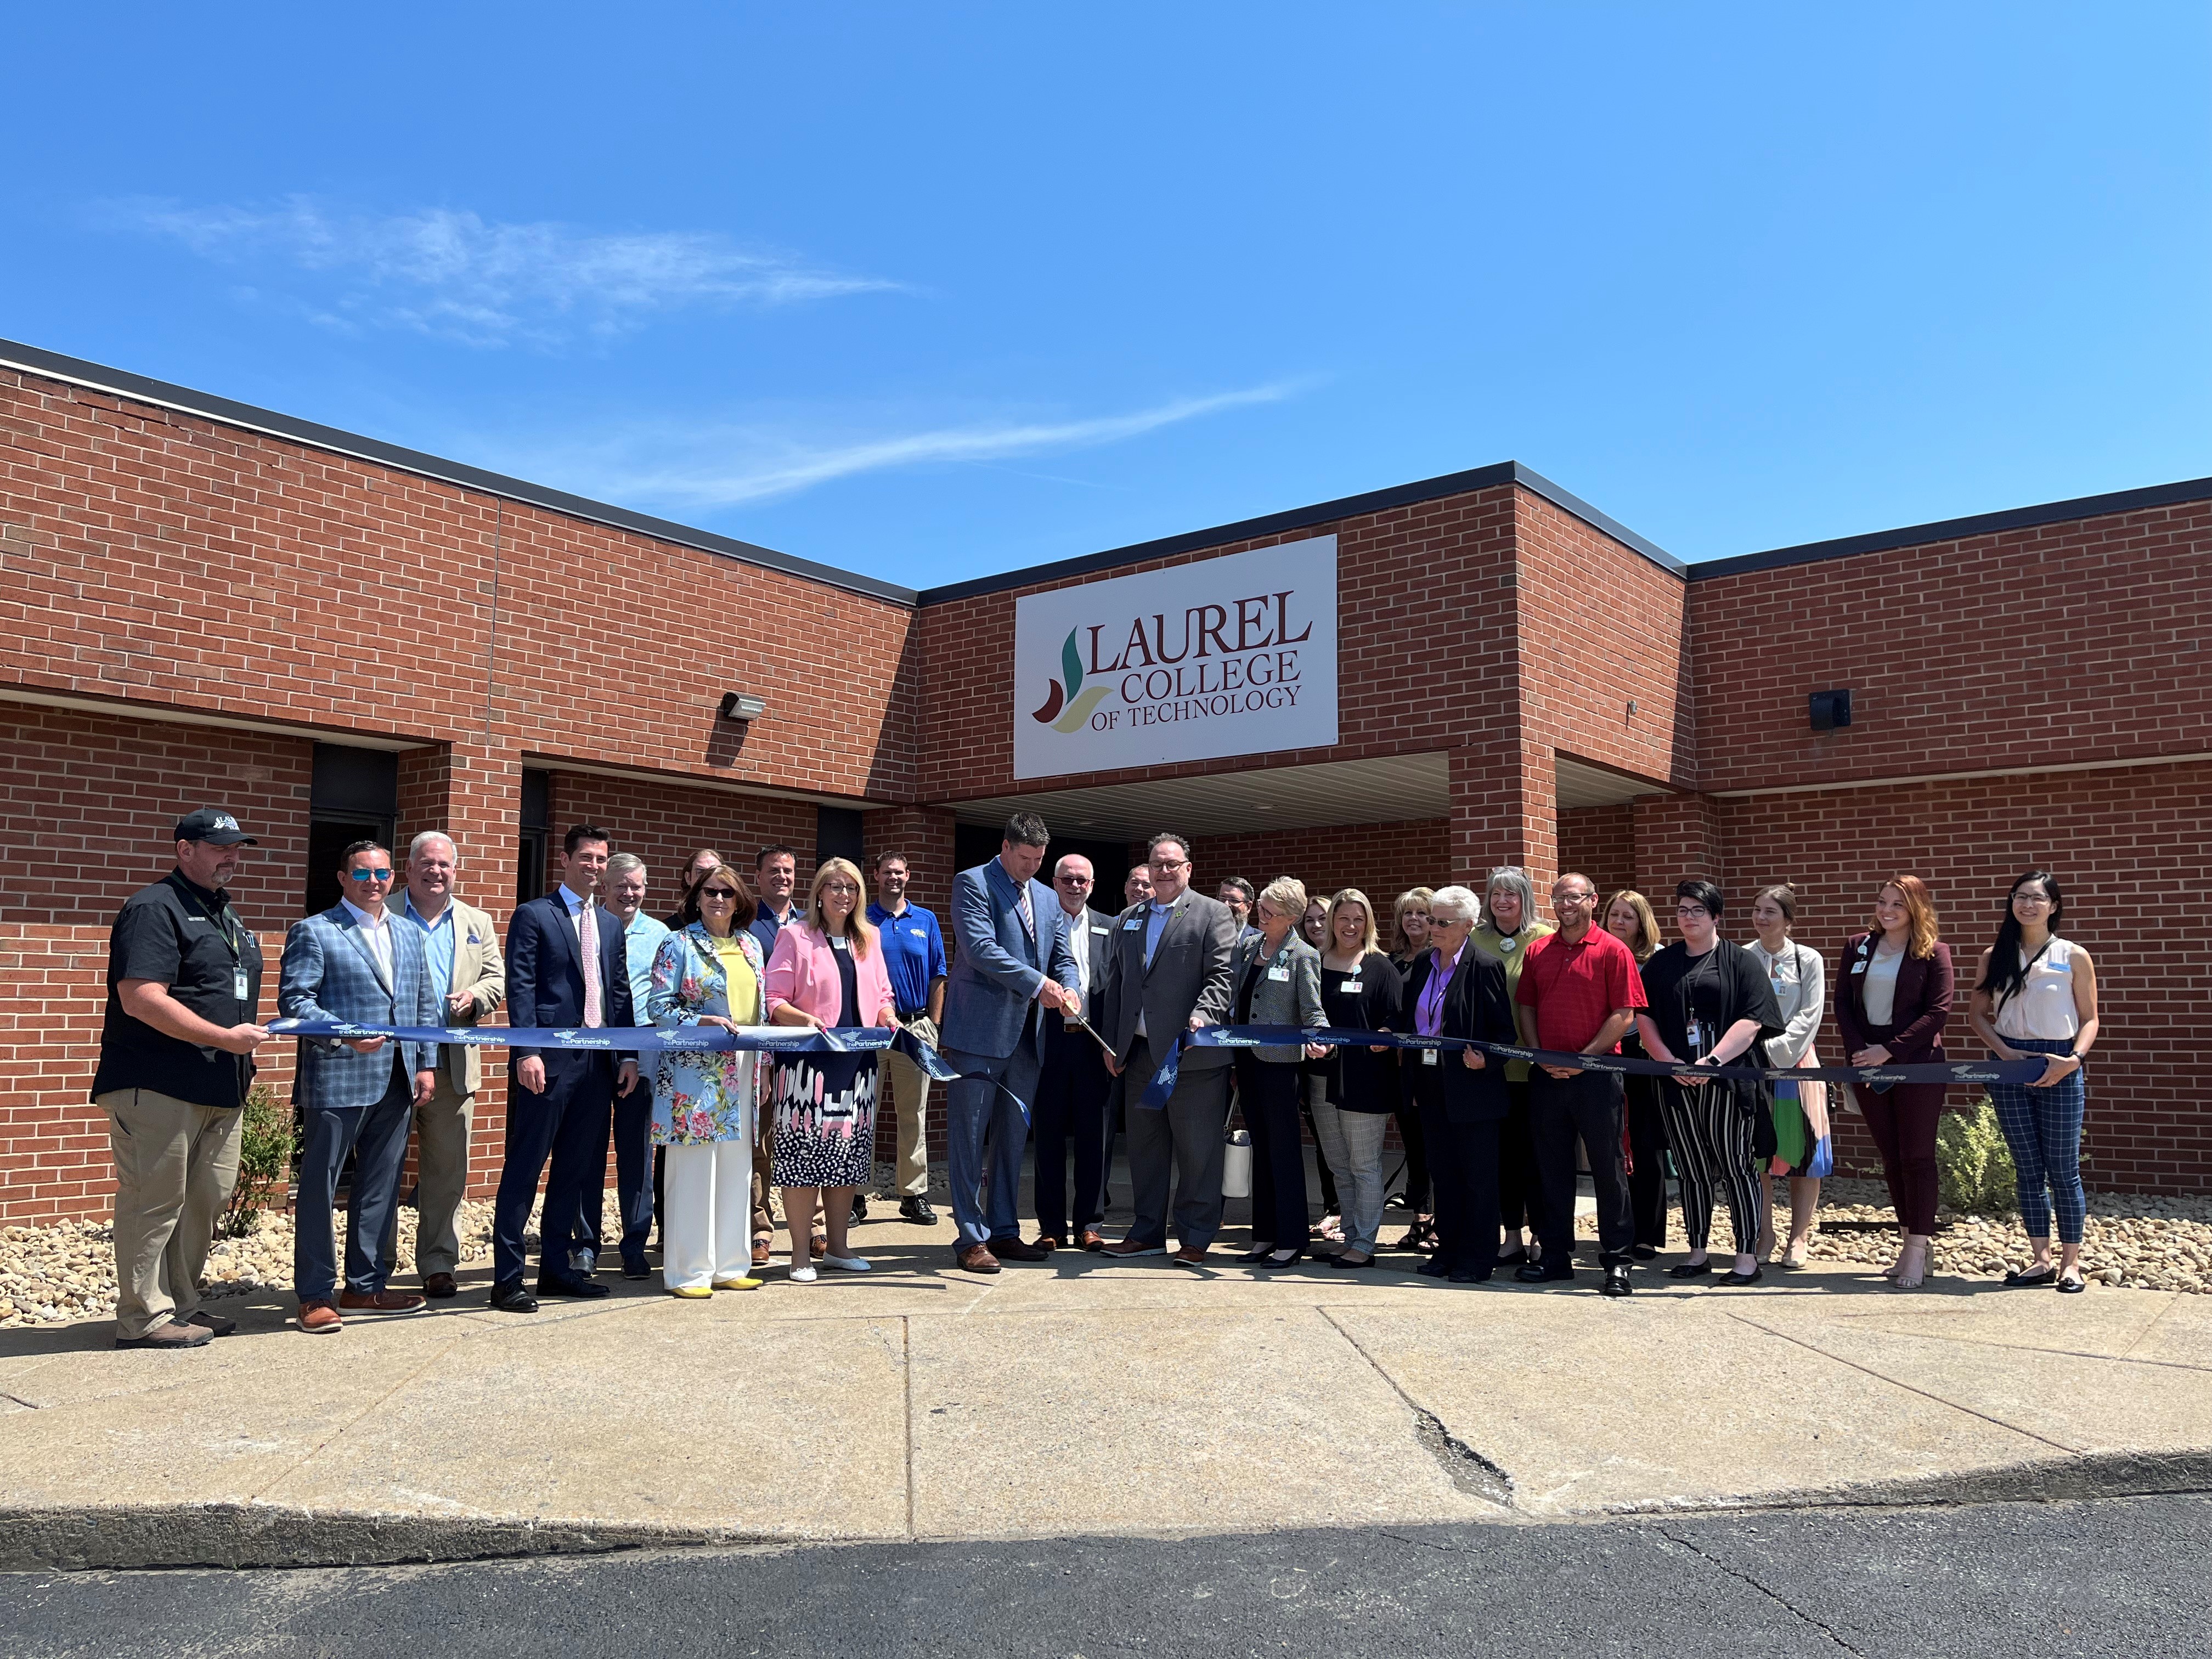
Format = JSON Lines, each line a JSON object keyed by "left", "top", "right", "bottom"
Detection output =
{"left": 1391, "top": 887, "right": 1435, "bottom": 956}
{"left": 1604, "top": 889, "right": 1661, "bottom": 961}
{"left": 808, "top": 857, "right": 877, "bottom": 956}
{"left": 1257, "top": 876, "right": 1310, "bottom": 921}
{"left": 1327, "top": 888, "right": 1380, "bottom": 957}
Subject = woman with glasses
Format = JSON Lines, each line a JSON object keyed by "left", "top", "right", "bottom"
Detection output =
{"left": 1604, "top": 890, "right": 1668, "bottom": 1259}
{"left": 1314, "top": 888, "right": 1403, "bottom": 1269}
{"left": 1835, "top": 875, "right": 1955, "bottom": 1290}
{"left": 1746, "top": 883, "right": 1828, "bottom": 1267}
{"left": 1968, "top": 871, "right": 2099, "bottom": 1293}
{"left": 1635, "top": 881, "right": 1783, "bottom": 1286}
{"left": 1232, "top": 878, "right": 1331, "bottom": 1268}
{"left": 1389, "top": 889, "right": 1437, "bottom": 1252}
{"left": 647, "top": 866, "right": 767, "bottom": 1296}
{"left": 1403, "top": 885, "right": 1518, "bottom": 1283}
{"left": 763, "top": 857, "right": 900, "bottom": 1282}
{"left": 1470, "top": 868, "right": 1553, "bottom": 1266}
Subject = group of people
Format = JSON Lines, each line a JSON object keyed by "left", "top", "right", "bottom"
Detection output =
{"left": 88, "top": 806, "right": 2102, "bottom": 1348}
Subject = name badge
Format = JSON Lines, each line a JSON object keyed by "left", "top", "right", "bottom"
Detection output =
{"left": 2047, "top": 960, "right": 2071, "bottom": 973}
{"left": 1092, "top": 926, "right": 1109, "bottom": 936}
{"left": 1123, "top": 919, "right": 1144, "bottom": 931}
{"left": 1340, "top": 979, "right": 1363, "bottom": 994}
{"left": 1851, "top": 961, "right": 1867, "bottom": 974}
{"left": 234, "top": 969, "right": 250, "bottom": 1003}
{"left": 1267, "top": 963, "right": 1291, "bottom": 982}
{"left": 1421, "top": 1048, "right": 1440, "bottom": 1066}
{"left": 1498, "top": 938, "right": 1514, "bottom": 952}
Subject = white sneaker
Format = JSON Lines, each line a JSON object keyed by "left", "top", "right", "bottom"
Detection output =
{"left": 823, "top": 1253, "right": 872, "bottom": 1273}
{"left": 789, "top": 1262, "right": 818, "bottom": 1283}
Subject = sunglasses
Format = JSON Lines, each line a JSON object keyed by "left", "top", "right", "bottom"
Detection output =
{"left": 700, "top": 887, "right": 741, "bottom": 901}
{"left": 343, "top": 868, "right": 394, "bottom": 882}
{"left": 1057, "top": 874, "right": 1092, "bottom": 885}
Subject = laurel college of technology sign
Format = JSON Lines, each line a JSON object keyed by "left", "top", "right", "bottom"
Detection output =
{"left": 1012, "top": 536, "right": 1339, "bottom": 780}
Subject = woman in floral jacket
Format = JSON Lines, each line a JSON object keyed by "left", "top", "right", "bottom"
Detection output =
{"left": 647, "top": 866, "right": 768, "bottom": 1296}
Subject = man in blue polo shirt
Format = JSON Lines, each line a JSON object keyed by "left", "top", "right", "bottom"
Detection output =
{"left": 868, "top": 850, "right": 948, "bottom": 1224}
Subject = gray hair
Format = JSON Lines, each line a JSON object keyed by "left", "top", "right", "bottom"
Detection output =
{"left": 1429, "top": 884, "right": 1481, "bottom": 923}
{"left": 1257, "top": 876, "right": 1309, "bottom": 918}
{"left": 605, "top": 853, "right": 646, "bottom": 880}
{"left": 407, "top": 831, "right": 457, "bottom": 866}
{"left": 1484, "top": 866, "right": 1537, "bottom": 932}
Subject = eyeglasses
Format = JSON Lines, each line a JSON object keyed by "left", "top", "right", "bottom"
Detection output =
{"left": 1675, "top": 905, "right": 1711, "bottom": 918}
{"left": 344, "top": 868, "right": 393, "bottom": 882}
{"left": 1056, "top": 874, "right": 1092, "bottom": 885}
{"left": 821, "top": 881, "right": 859, "bottom": 895}
{"left": 700, "top": 887, "right": 741, "bottom": 901}
{"left": 1152, "top": 859, "right": 1189, "bottom": 871}
{"left": 2013, "top": 893, "right": 2053, "bottom": 906}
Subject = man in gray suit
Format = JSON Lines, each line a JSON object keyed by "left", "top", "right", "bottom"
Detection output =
{"left": 1100, "top": 831, "right": 1238, "bottom": 1265}
{"left": 278, "top": 840, "right": 439, "bottom": 1334}
{"left": 938, "top": 812, "right": 1082, "bottom": 1274}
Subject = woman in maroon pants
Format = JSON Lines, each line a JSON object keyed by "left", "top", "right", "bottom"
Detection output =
{"left": 1834, "top": 875, "right": 1954, "bottom": 1290}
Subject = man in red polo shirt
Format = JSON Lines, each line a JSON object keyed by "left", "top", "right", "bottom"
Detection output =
{"left": 1514, "top": 871, "right": 1647, "bottom": 1297}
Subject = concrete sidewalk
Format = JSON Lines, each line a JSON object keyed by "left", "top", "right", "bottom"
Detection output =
{"left": 2, "top": 1192, "right": 2209, "bottom": 1570}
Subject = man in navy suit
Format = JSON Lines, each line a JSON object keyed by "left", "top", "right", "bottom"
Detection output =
{"left": 278, "top": 840, "right": 440, "bottom": 1334}
{"left": 489, "top": 823, "right": 641, "bottom": 1313}
{"left": 937, "top": 812, "right": 1081, "bottom": 1274}
{"left": 1030, "top": 853, "right": 1118, "bottom": 1252}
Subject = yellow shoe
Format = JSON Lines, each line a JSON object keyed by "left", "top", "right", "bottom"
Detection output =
{"left": 711, "top": 1276, "right": 764, "bottom": 1291}
{"left": 669, "top": 1284, "right": 714, "bottom": 1299}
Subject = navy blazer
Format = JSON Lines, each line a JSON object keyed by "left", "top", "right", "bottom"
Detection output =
{"left": 278, "top": 905, "right": 438, "bottom": 1111}
{"left": 504, "top": 891, "right": 637, "bottom": 1070}
{"left": 939, "top": 859, "right": 1081, "bottom": 1063}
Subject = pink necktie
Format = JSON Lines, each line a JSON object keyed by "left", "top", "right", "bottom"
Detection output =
{"left": 1015, "top": 884, "right": 1035, "bottom": 944}
{"left": 579, "top": 904, "right": 604, "bottom": 1028}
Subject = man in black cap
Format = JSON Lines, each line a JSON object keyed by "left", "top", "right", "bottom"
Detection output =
{"left": 92, "top": 809, "right": 273, "bottom": 1350}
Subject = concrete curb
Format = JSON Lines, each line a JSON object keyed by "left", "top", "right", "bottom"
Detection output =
{"left": 8, "top": 1449, "right": 2210, "bottom": 1572}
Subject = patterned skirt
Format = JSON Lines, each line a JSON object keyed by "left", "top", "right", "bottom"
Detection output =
{"left": 769, "top": 1050, "right": 879, "bottom": 1188}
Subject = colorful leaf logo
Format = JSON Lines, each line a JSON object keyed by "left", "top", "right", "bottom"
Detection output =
{"left": 1030, "top": 628, "right": 1109, "bottom": 732}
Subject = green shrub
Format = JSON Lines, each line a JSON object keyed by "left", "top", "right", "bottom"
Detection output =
{"left": 221, "top": 1084, "right": 299, "bottom": 1238}
{"left": 1936, "top": 1093, "right": 2018, "bottom": 1217}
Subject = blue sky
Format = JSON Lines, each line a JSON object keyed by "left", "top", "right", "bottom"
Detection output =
{"left": 7, "top": 5, "right": 2207, "bottom": 586}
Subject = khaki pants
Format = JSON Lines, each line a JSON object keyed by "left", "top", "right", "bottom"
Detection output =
{"left": 879, "top": 1039, "right": 933, "bottom": 1198}
{"left": 98, "top": 1087, "right": 243, "bottom": 1340}
{"left": 411, "top": 1070, "right": 476, "bottom": 1278}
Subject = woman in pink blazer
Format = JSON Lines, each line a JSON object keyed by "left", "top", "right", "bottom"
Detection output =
{"left": 763, "top": 857, "right": 899, "bottom": 1280}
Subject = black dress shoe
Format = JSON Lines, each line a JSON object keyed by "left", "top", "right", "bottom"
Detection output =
{"left": 536, "top": 1273, "right": 611, "bottom": 1299}
{"left": 850, "top": 1193, "right": 870, "bottom": 1223}
{"left": 990, "top": 1237, "right": 1051, "bottom": 1263}
{"left": 1631, "top": 1244, "right": 1658, "bottom": 1261}
{"left": 1417, "top": 1257, "right": 1453, "bottom": 1278}
{"left": 1494, "top": 1247, "right": 1528, "bottom": 1267}
{"left": 1516, "top": 1262, "right": 1574, "bottom": 1283}
{"left": 1601, "top": 1263, "right": 1634, "bottom": 1298}
{"left": 1237, "top": 1246, "right": 1275, "bottom": 1263}
{"left": 621, "top": 1259, "right": 653, "bottom": 1282}
{"left": 1448, "top": 1267, "right": 1492, "bottom": 1284}
{"left": 1667, "top": 1259, "right": 1716, "bottom": 1279}
{"left": 1716, "top": 1265, "right": 1764, "bottom": 1286}
{"left": 487, "top": 1280, "right": 539, "bottom": 1313}
{"left": 900, "top": 1196, "right": 938, "bottom": 1224}
{"left": 2004, "top": 1264, "right": 2058, "bottom": 1288}
{"left": 1329, "top": 1252, "right": 1374, "bottom": 1270}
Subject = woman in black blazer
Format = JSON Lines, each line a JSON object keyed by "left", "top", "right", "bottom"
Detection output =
{"left": 1403, "top": 885, "right": 1516, "bottom": 1284}
{"left": 1833, "top": 874, "right": 1956, "bottom": 1290}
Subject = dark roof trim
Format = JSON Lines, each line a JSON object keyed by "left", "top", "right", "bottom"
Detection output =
{"left": 0, "top": 337, "right": 919, "bottom": 606}
{"left": 916, "top": 460, "right": 1685, "bottom": 603}
{"left": 1692, "top": 475, "right": 2212, "bottom": 582}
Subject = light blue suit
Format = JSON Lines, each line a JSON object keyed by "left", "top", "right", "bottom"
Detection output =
{"left": 938, "top": 858, "right": 1081, "bottom": 1246}
{"left": 277, "top": 904, "right": 438, "bottom": 1303}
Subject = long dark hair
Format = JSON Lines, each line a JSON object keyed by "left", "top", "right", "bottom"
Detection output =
{"left": 1976, "top": 869, "right": 2064, "bottom": 1006}
{"left": 680, "top": 862, "right": 759, "bottom": 930}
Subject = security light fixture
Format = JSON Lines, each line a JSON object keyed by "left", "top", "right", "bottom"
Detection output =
{"left": 719, "top": 691, "right": 767, "bottom": 723}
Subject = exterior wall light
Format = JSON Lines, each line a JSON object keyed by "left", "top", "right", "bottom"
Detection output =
{"left": 719, "top": 692, "right": 767, "bottom": 722}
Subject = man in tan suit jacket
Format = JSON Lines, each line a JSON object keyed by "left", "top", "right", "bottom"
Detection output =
{"left": 393, "top": 832, "right": 506, "bottom": 1297}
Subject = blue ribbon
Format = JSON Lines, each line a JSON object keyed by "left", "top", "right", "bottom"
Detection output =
{"left": 1186, "top": 1024, "right": 2053, "bottom": 1088}
{"left": 269, "top": 1018, "right": 963, "bottom": 1082}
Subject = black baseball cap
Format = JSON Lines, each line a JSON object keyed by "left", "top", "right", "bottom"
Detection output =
{"left": 175, "top": 808, "right": 258, "bottom": 846}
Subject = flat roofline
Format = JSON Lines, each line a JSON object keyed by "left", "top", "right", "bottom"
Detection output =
{"left": 915, "top": 461, "right": 1686, "bottom": 603}
{"left": 0, "top": 337, "right": 920, "bottom": 606}
{"left": 1691, "top": 475, "right": 2212, "bottom": 581}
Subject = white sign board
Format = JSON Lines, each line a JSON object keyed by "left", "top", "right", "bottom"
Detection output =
{"left": 1012, "top": 535, "right": 1338, "bottom": 780}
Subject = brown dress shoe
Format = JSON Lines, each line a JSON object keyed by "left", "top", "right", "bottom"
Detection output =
{"left": 1173, "top": 1247, "right": 1208, "bottom": 1266}
{"left": 298, "top": 1301, "right": 343, "bottom": 1334}
{"left": 338, "top": 1289, "right": 428, "bottom": 1313}
{"left": 1078, "top": 1228, "right": 1107, "bottom": 1252}
{"left": 1102, "top": 1239, "right": 1167, "bottom": 1257}
{"left": 1032, "top": 1235, "right": 1062, "bottom": 1253}
{"left": 752, "top": 1239, "right": 772, "bottom": 1267}
{"left": 990, "top": 1237, "right": 1049, "bottom": 1263}
{"left": 116, "top": 1319, "right": 213, "bottom": 1349}
{"left": 810, "top": 1235, "right": 827, "bottom": 1260}
{"left": 957, "top": 1243, "right": 1002, "bottom": 1274}
{"left": 421, "top": 1273, "right": 458, "bottom": 1299}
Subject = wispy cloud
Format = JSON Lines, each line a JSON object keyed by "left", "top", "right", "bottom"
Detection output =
{"left": 97, "top": 195, "right": 899, "bottom": 346}
{"left": 509, "top": 384, "right": 1305, "bottom": 509}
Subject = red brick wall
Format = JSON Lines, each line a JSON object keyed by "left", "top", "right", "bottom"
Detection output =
{"left": 1556, "top": 804, "right": 1637, "bottom": 900}
{"left": 1190, "top": 820, "right": 1451, "bottom": 935}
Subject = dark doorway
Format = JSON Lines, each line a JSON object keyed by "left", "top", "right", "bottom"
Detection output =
{"left": 953, "top": 823, "right": 1136, "bottom": 910}
{"left": 303, "top": 744, "right": 398, "bottom": 916}
{"left": 517, "top": 768, "right": 551, "bottom": 904}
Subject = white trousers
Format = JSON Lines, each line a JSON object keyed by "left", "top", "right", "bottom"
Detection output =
{"left": 662, "top": 1137, "right": 755, "bottom": 1289}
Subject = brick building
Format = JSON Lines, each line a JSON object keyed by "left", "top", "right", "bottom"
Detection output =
{"left": 3, "top": 337, "right": 2205, "bottom": 1223}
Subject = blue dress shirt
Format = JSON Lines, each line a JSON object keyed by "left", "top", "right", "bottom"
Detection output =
{"left": 396, "top": 892, "right": 453, "bottom": 1011}
{"left": 620, "top": 911, "right": 671, "bottom": 1023}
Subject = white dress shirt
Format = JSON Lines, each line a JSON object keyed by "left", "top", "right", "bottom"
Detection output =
{"left": 341, "top": 897, "right": 394, "bottom": 985}
{"left": 1058, "top": 901, "right": 1091, "bottom": 1003}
